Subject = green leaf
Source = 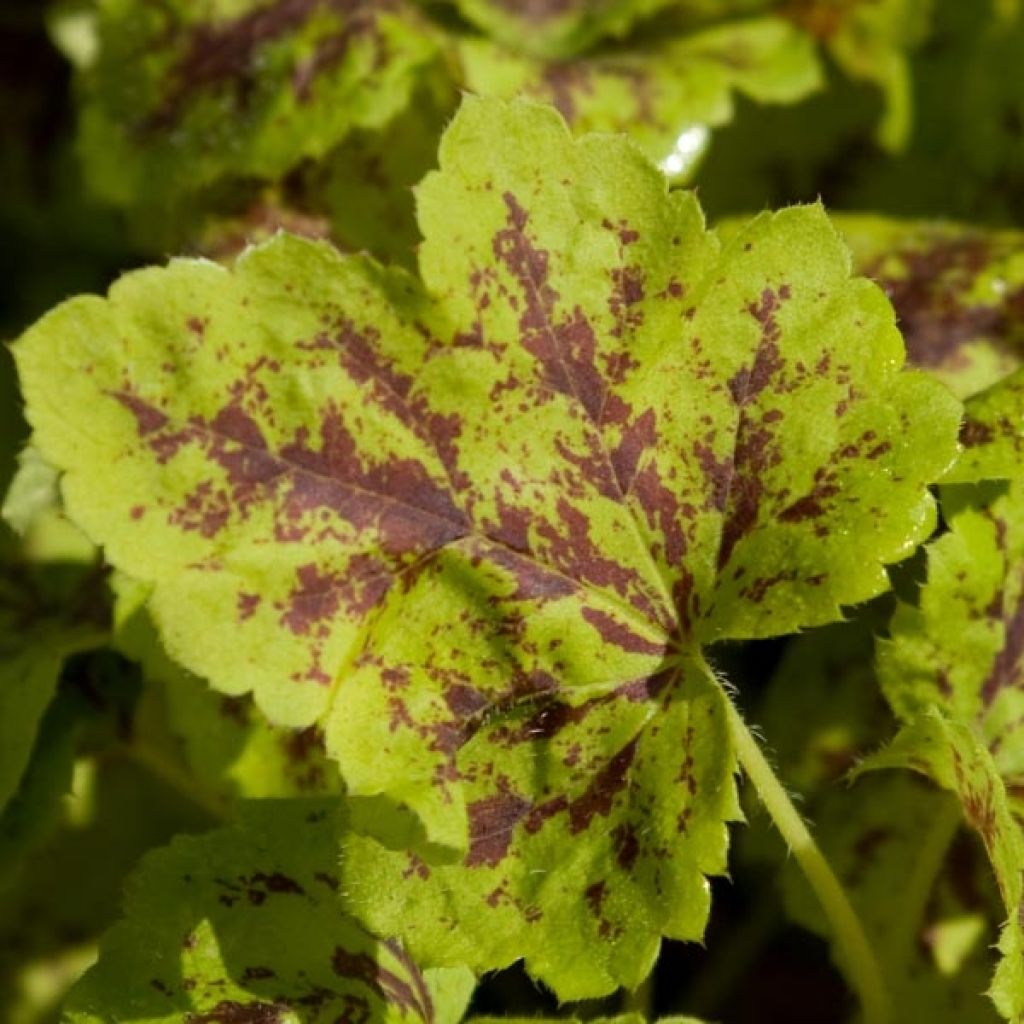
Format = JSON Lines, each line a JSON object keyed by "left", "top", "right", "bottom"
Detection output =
{"left": 946, "top": 368, "right": 1024, "bottom": 484}
{"left": 860, "top": 714, "right": 1024, "bottom": 1020}
{"left": 78, "top": 0, "right": 442, "bottom": 209}
{"left": 15, "top": 97, "right": 959, "bottom": 996}
{"left": 782, "top": 770, "right": 1002, "bottom": 1022}
{"left": 878, "top": 481, "right": 1024, "bottom": 761}
{"left": 875, "top": 478, "right": 1024, "bottom": 1018}
{"left": 831, "top": 216, "right": 1024, "bottom": 400}
{"left": 440, "top": 0, "right": 676, "bottom": 59}
{"left": 458, "top": 17, "right": 821, "bottom": 179}
{"left": 64, "top": 800, "right": 475, "bottom": 1024}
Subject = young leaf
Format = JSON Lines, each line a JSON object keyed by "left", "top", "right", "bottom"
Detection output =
{"left": 15, "top": 97, "right": 959, "bottom": 996}
{"left": 875, "top": 478, "right": 1024, "bottom": 1019}
{"left": 78, "top": 0, "right": 442, "bottom": 208}
{"left": 458, "top": 17, "right": 821, "bottom": 178}
{"left": 64, "top": 801, "right": 475, "bottom": 1024}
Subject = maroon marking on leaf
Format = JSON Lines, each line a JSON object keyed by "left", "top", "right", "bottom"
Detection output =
{"left": 143, "top": 0, "right": 385, "bottom": 132}
{"left": 187, "top": 1001, "right": 285, "bottom": 1024}
{"left": 728, "top": 288, "right": 787, "bottom": 405}
{"left": 237, "top": 592, "right": 261, "bottom": 620}
{"left": 982, "top": 597, "right": 1024, "bottom": 704}
{"left": 611, "top": 407, "right": 656, "bottom": 493}
{"left": 960, "top": 418, "right": 996, "bottom": 448}
{"left": 536, "top": 498, "right": 652, "bottom": 613}
{"left": 716, "top": 422, "right": 780, "bottom": 571}
{"left": 693, "top": 441, "right": 732, "bottom": 513}
{"left": 612, "top": 822, "right": 640, "bottom": 869}
{"left": 568, "top": 738, "right": 639, "bottom": 833}
{"left": 444, "top": 683, "right": 490, "bottom": 718}
{"left": 778, "top": 465, "right": 842, "bottom": 524}
{"left": 112, "top": 390, "right": 169, "bottom": 436}
{"left": 581, "top": 606, "right": 664, "bottom": 655}
{"left": 465, "top": 787, "right": 533, "bottom": 867}
{"left": 493, "top": 193, "right": 609, "bottom": 426}
{"left": 631, "top": 460, "right": 690, "bottom": 571}
{"left": 241, "top": 966, "right": 276, "bottom": 983}
{"left": 609, "top": 266, "right": 646, "bottom": 339}
{"left": 585, "top": 879, "right": 607, "bottom": 916}
{"left": 331, "top": 945, "right": 432, "bottom": 1019}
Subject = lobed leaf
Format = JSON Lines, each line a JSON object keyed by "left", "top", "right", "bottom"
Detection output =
{"left": 64, "top": 800, "right": 476, "bottom": 1024}
{"left": 78, "top": 0, "right": 442, "bottom": 208}
{"left": 458, "top": 17, "right": 821, "bottom": 178}
{"left": 876, "top": 475, "right": 1024, "bottom": 1019}
{"left": 15, "top": 97, "right": 960, "bottom": 996}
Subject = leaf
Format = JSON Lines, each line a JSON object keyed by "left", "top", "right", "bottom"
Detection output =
{"left": 439, "top": 0, "right": 677, "bottom": 60}
{"left": 831, "top": 216, "right": 1024, "bottom": 400}
{"left": 64, "top": 801, "right": 475, "bottom": 1024}
{"left": 875, "top": 478, "right": 1024, "bottom": 1019}
{"left": 878, "top": 480, "right": 1024, "bottom": 772}
{"left": 946, "top": 368, "right": 1024, "bottom": 484}
{"left": 859, "top": 714, "right": 1024, "bottom": 1020}
{"left": 781, "top": 770, "right": 1002, "bottom": 1022}
{"left": 458, "top": 17, "right": 821, "bottom": 179}
{"left": 77, "top": 0, "right": 442, "bottom": 209}
{"left": 15, "top": 97, "right": 960, "bottom": 995}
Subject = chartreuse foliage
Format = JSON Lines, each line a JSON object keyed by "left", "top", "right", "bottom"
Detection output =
{"left": 14, "top": 96, "right": 961, "bottom": 1011}
{"left": 64, "top": 801, "right": 475, "bottom": 1024}
{"left": 872, "top": 452, "right": 1024, "bottom": 1016}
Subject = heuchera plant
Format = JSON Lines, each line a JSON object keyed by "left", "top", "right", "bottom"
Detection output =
{"left": 4, "top": 2, "right": 1024, "bottom": 1024}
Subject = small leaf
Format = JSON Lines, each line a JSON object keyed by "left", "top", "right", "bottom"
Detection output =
{"left": 63, "top": 801, "right": 475, "bottom": 1024}
{"left": 15, "top": 97, "right": 960, "bottom": 996}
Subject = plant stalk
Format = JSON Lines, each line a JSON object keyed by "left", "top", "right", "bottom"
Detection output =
{"left": 726, "top": 700, "right": 891, "bottom": 1024}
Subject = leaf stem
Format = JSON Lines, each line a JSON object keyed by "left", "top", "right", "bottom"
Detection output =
{"left": 887, "top": 794, "right": 961, "bottom": 973}
{"left": 726, "top": 700, "right": 891, "bottom": 1024}
{"left": 116, "top": 741, "right": 230, "bottom": 823}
